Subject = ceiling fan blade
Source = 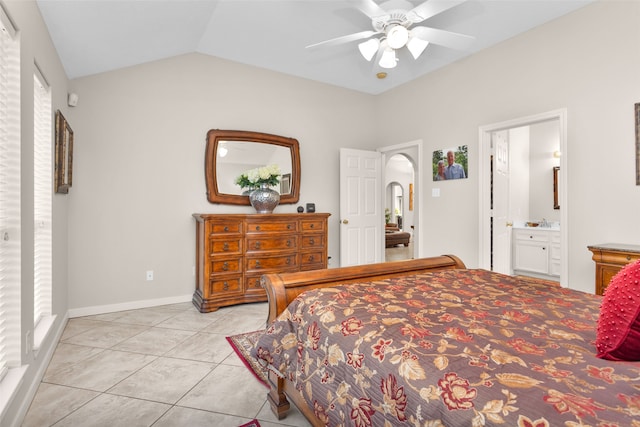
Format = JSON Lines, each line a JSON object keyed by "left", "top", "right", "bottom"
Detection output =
{"left": 306, "top": 30, "right": 380, "bottom": 49}
{"left": 355, "top": 0, "right": 388, "bottom": 19}
{"left": 407, "top": 0, "right": 468, "bottom": 23}
{"left": 412, "top": 26, "right": 474, "bottom": 50}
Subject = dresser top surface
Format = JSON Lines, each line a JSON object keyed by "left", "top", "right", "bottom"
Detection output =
{"left": 587, "top": 243, "right": 640, "bottom": 254}
{"left": 193, "top": 212, "right": 330, "bottom": 220}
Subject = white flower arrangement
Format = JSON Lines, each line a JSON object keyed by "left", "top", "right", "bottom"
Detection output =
{"left": 235, "top": 164, "right": 281, "bottom": 189}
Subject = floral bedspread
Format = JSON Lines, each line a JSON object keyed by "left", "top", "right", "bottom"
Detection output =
{"left": 252, "top": 269, "right": 640, "bottom": 427}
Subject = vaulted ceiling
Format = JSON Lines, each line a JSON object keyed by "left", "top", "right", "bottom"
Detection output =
{"left": 36, "top": 0, "right": 594, "bottom": 95}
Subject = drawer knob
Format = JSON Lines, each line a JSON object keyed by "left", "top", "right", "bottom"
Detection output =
{"left": 223, "top": 242, "right": 229, "bottom": 251}
{"left": 255, "top": 260, "right": 261, "bottom": 268}
{"left": 309, "top": 238, "right": 315, "bottom": 245}
{"left": 286, "top": 240, "right": 291, "bottom": 247}
{"left": 223, "top": 282, "right": 229, "bottom": 291}
{"left": 224, "top": 226, "right": 229, "bottom": 232}
{"left": 627, "top": 255, "right": 632, "bottom": 261}
{"left": 222, "top": 262, "right": 229, "bottom": 271}
{"left": 287, "top": 224, "right": 291, "bottom": 229}
{"left": 310, "top": 224, "right": 315, "bottom": 228}
{"left": 255, "top": 241, "right": 261, "bottom": 249}
{"left": 286, "top": 258, "right": 291, "bottom": 265}
{"left": 255, "top": 225, "right": 261, "bottom": 231}
{"left": 309, "top": 255, "right": 315, "bottom": 262}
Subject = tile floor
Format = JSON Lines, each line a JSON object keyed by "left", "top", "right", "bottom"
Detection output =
{"left": 385, "top": 240, "right": 413, "bottom": 262}
{"left": 22, "top": 243, "right": 411, "bottom": 427}
{"left": 22, "top": 301, "right": 311, "bottom": 427}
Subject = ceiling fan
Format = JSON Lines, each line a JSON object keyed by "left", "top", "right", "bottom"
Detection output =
{"left": 306, "top": 0, "right": 474, "bottom": 69}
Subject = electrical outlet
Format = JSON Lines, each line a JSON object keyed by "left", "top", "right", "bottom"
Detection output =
{"left": 146, "top": 270, "right": 153, "bottom": 281}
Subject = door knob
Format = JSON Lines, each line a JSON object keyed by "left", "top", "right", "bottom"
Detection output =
{"left": 506, "top": 221, "right": 513, "bottom": 227}
{"left": 342, "top": 219, "right": 349, "bottom": 224}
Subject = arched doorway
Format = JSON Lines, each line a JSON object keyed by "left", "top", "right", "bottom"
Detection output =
{"left": 380, "top": 140, "right": 422, "bottom": 261}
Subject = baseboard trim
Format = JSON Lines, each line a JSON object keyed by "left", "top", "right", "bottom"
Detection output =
{"left": 5, "top": 313, "right": 68, "bottom": 427}
{"left": 67, "top": 294, "right": 193, "bottom": 318}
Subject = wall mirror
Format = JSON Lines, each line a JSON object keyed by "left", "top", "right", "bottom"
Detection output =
{"left": 205, "top": 129, "right": 300, "bottom": 205}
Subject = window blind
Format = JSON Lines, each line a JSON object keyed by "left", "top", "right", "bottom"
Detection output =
{"left": 33, "top": 68, "right": 51, "bottom": 327}
{"left": 0, "top": 4, "right": 21, "bottom": 381}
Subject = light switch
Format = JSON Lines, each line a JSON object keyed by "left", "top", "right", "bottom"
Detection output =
{"left": 432, "top": 188, "right": 440, "bottom": 197}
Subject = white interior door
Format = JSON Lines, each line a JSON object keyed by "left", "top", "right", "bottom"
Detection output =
{"left": 340, "top": 148, "right": 382, "bottom": 267}
{"left": 492, "top": 130, "right": 511, "bottom": 274}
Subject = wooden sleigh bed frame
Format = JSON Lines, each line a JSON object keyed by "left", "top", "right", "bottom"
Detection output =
{"left": 259, "top": 255, "right": 467, "bottom": 423}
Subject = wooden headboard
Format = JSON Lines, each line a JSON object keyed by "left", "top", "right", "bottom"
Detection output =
{"left": 260, "top": 255, "right": 466, "bottom": 324}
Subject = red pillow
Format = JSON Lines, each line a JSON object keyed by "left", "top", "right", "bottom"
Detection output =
{"left": 596, "top": 259, "right": 640, "bottom": 360}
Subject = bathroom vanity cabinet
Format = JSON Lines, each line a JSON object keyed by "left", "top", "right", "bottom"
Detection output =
{"left": 513, "top": 228, "right": 560, "bottom": 278}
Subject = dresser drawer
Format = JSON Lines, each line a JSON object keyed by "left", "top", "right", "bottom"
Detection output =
{"left": 209, "top": 276, "right": 243, "bottom": 295}
{"left": 599, "top": 251, "right": 640, "bottom": 265}
{"left": 244, "top": 274, "right": 268, "bottom": 295}
{"left": 209, "top": 220, "right": 243, "bottom": 235}
{"left": 246, "top": 254, "right": 298, "bottom": 272}
{"left": 300, "top": 250, "right": 325, "bottom": 270}
{"left": 301, "top": 219, "right": 326, "bottom": 233}
{"left": 245, "top": 235, "right": 298, "bottom": 252}
{"left": 210, "top": 257, "right": 242, "bottom": 274}
{"left": 301, "top": 234, "right": 325, "bottom": 249}
{"left": 210, "top": 238, "right": 243, "bottom": 255}
{"left": 245, "top": 220, "right": 298, "bottom": 233}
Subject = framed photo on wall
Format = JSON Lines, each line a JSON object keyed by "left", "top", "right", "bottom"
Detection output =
{"left": 432, "top": 145, "right": 468, "bottom": 181}
{"left": 55, "top": 110, "right": 73, "bottom": 194}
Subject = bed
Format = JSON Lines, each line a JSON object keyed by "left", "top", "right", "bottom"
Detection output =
{"left": 252, "top": 256, "right": 640, "bottom": 426}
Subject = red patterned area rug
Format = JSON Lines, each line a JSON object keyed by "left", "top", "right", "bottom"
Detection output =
{"left": 226, "top": 330, "right": 269, "bottom": 388}
{"left": 238, "top": 419, "right": 261, "bottom": 427}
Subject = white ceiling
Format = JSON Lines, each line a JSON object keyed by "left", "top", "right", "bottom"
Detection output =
{"left": 36, "top": 0, "right": 594, "bottom": 95}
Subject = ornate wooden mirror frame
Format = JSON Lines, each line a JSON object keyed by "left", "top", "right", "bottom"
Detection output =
{"left": 205, "top": 129, "right": 301, "bottom": 205}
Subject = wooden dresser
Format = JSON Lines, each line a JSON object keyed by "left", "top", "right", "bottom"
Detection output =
{"left": 192, "top": 213, "right": 330, "bottom": 312}
{"left": 587, "top": 243, "right": 640, "bottom": 295}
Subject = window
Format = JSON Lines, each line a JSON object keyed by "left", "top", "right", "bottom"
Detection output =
{"left": 0, "top": 4, "right": 21, "bottom": 381}
{"left": 33, "top": 68, "right": 52, "bottom": 329}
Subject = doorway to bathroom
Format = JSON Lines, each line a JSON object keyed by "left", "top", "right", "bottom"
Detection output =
{"left": 478, "top": 109, "right": 568, "bottom": 286}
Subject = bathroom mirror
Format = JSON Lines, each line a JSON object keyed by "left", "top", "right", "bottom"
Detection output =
{"left": 205, "top": 129, "right": 300, "bottom": 205}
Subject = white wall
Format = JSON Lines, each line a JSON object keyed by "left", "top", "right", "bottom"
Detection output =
{"left": 529, "top": 120, "right": 561, "bottom": 221}
{"left": 66, "top": 53, "right": 378, "bottom": 311}
{"left": 375, "top": 0, "right": 640, "bottom": 293}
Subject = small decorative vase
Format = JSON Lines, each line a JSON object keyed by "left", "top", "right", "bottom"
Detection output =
{"left": 249, "top": 183, "right": 280, "bottom": 214}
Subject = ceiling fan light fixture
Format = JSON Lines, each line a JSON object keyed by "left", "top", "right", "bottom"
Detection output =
{"left": 378, "top": 48, "right": 397, "bottom": 69}
{"left": 386, "top": 25, "right": 409, "bottom": 49}
{"left": 407, "top": 36, "right": 429, "bottom": 59}
{"left": 358, "top": 38, "right": 380, "bottom": 61}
